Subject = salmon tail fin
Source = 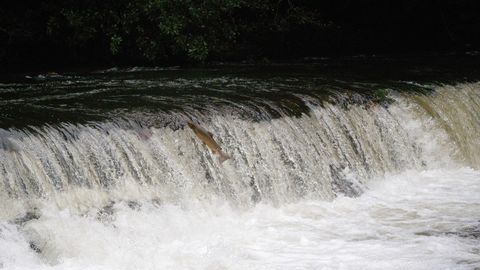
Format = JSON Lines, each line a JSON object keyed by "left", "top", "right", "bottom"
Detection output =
{"left": 218, "top": 151, "right": 231, "bottom": 164}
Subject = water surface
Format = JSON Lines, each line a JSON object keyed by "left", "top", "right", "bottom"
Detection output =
{"left": 1, "top": 56, "right": 480, "bottom": 269}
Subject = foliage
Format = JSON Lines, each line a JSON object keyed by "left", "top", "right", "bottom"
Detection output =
{"left": 0, "top": 0, "right": 322, "bottom": 69}
{"left": 1, "top": 1, "right": 479, "bottom": 71}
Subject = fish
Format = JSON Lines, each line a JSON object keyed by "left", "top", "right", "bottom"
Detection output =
{"left": 187, "top": 122, "right": 231, "bottom": 163}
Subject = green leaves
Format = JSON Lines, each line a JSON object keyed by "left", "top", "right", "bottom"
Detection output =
{"left": 110, "top": 35, "right": 122, "bottom": 55}
{"left": 186, "top": 37, "right": 209, "bottom": 61}
{"left": 1, "top": 0, "right": 325, "bottom": 67}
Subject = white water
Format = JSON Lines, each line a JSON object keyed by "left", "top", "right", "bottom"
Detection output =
{"left": 1, "top": 169, "right": 479, "bottom": 270}
{"left": 1, "top": 82, "right": 480, "bottom": 269}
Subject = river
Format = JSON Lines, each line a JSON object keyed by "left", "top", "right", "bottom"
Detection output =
{"left": 1, "top": 55, "right": 479, "bottom": 269}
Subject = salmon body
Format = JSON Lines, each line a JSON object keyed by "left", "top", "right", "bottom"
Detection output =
{"left": 187, "top": 122, "right": 231, "bottom": 163}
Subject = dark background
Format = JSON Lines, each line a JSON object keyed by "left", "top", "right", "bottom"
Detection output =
{"left": 1, "top": 0, "right": 479, "bottom": 73}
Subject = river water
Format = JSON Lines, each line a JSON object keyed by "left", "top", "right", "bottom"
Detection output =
{"left": 1, "top": 56, "right": 479, "bottom": 269}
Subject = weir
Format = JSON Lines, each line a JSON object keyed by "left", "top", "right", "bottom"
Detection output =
{"left": 1, "top": 82, "right": 479, "bottom": 219}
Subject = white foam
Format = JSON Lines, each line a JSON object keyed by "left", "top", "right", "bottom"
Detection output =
{"left": 1, "top": 168, "right": 479, "bottom": 270}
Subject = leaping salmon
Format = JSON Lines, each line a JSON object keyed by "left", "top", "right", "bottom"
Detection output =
{"left": 187, "top": 122, "right": 231, "bottom": 163}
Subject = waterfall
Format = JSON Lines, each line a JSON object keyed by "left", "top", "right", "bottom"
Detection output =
{"left": 1, "top": 82, "right": 479, "bottom": 219}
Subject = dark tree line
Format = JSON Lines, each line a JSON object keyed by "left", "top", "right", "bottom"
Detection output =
{"left": 1, "top": 0, "right": 479, "bottom": 72}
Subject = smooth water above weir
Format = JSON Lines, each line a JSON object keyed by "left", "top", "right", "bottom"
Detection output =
{"left": 1, "top": 61, "right": 480, "bottom": 269}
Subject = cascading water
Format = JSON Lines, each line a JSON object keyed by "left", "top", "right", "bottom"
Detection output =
{"left": 0, "top": 65, "right": 479, "bottom": 270}
{"left": 0, "top": 90, "right": 440, "bottom": 212}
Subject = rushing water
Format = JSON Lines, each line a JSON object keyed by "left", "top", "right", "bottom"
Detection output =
{"left": 1, "top": 57, "right": 480, "bottom": 269}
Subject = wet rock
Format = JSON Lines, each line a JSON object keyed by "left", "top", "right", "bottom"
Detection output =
{"left": 96, "top": 201, "right": 115, "bottom": 223}
{"left": 14, "top": 211, "right": 40, "bottom": 226}
{"left": 29, "top": 241, "right": 42, "bottom": 253}
{"left": 127, "top": 200, "right": 141, "bottom": 210}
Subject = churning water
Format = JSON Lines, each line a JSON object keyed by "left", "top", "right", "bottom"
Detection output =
{"left": 1, "top": 60, "right": 479, "bottom": 269}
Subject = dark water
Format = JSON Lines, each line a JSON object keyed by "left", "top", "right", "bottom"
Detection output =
{"left": 1, "top": 55, "right": 479, "bottom": 129}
